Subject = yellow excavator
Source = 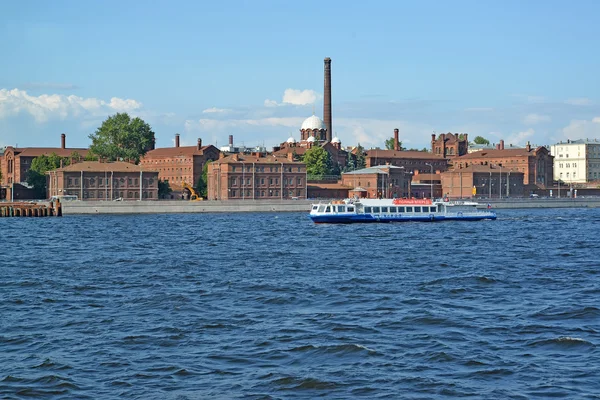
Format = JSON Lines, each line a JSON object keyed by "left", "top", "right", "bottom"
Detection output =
{"left": 182, "top": 181, "right": 203, "bottom": 201}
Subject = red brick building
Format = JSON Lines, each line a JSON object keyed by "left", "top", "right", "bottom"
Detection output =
{"left": 207, "top": 153, "right": 307, "bottom": 200}
{"left": 441, "top": 165, "right": 525, "bottom": 199}
{"left": 453, "top": 142, "right": 553, "bottom": 188}
{"left": 47, "top": 161, "right": 159, "bottom": 201}
{"left": 431, "top": 133, "right": 469, "bottom": 158}
{"left": 1, "top": 134, "right": 88, "bottom": 200}
{"left": 341, "top": 165, "right": 412, "bottom": 199}
{"left": 140, "top": 134, "right": 220, "bottom": 191}
{"left": 365, "top": 149, "right": 448, "bottom": 174}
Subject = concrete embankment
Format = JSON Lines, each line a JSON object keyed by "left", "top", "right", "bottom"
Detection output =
{"left": 62, "top": 200, "right": 314, "bottom": 214}
{"left": 60, "top": 198, "right": 600, "bottom": 215}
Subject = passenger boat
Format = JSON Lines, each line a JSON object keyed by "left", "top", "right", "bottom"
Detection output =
{"left": 309, "top": 198, "right": 496, "bottom": 223}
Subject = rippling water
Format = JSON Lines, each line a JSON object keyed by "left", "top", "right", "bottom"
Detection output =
{"left": 1, "top": 208, "right": 599, "bottom": 399}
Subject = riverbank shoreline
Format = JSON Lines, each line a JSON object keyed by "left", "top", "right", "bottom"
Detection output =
{"left": 58, "top": 198, "right": 600, "bottom": 215}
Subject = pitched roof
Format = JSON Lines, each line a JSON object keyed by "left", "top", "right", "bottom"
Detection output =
{"left": 366, "top": 149, "right": 446, "bottom": 160}
{"left": 272, "top": 147, "right": 309, "bottom": 156}
{"left": 456, "top": 147, "right": 545, "bottom": 159}
{"left": 307, "top": 182, "right": 351, "bottom": 190}
{"left": 13, "top": 147, "right": 88, "bottom": 158}
{"left": 143, "top": 145, "right": 218, "bottom": 158}
{"left": 51, "top": 161, "right": 158, "bottom": 173}
{"left": 344, "top": 165, "right": 408, "bottom": 175}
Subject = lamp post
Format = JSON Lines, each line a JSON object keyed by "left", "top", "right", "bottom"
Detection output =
{"left": 241, "top": 161, "right": 245, "bottom": 200}
{"left": 506, "top": 171, "right": 510, "bottom": 198}
{"left": 489, "top": 171, "right": 492, "bottom": 199}
{"left": 425, "top": 163, "right": 433, "bottom": 200}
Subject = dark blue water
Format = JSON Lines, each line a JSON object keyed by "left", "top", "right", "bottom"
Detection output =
{"left": 1, "top": 208, "right": 599, "bottom": 399}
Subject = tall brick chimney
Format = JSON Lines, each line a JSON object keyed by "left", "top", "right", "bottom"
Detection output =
{"left": 394, "top": 128, "right": 400, "bottom": 151}
{"left": 323, "top": 57, "right": 332, "bottom": 143}
{"left": 500, "top": 139, "right": 505, "bottom": 150}
{"left": 175, "top": 133, "right": 180, "bottom": 148}
{"left": 197, "top": 138, "right": 202, "bottom": 150}
{"left": 61, "top": 133, "right": 66, "bottom": 149}
{"left": 229, "top": 135, "right": 233, "bottom": 146}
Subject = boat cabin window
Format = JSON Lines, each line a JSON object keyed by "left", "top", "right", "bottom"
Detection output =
{"left": 414, "top": 206, "right": 421, "bottom": 212}
{"left": 347, "top": 206, "right": 354, "bottom": 212}
{"left": 338, "top": 205, "right": 346, "bottom": 212}
{"left": 312, "top": 205, "right": 318, "bottom": 210}
{"left": 381, "top": 207, "right": 388, "bottom": 213}
{"left": 373, "top": 207, "right": 380, "bottom": 213}
{"left": 325, "top": 206, "right": 331, "bottom": 213}
{"left": 406, "top": 207, "right": 413, "bottom": 213}
{"left": 429, "top": 206, "right": 437, "bottom": 212}
{"left": 318, "top": 205, "right": 326, "bottom": 212}
{"left": 364, "top": 207, "right": 372, "bottom": 213}
{"left": 398, "top": 207, "right": 405, "bottom": 213}
{"left": 390, "top": 206, "right": 397, "bottom": 213}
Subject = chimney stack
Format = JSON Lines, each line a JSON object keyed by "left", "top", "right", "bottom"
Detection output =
{"left": 394, "top": 128, "right": 400, "bottom": 151}
{"left": 61, "top": 133, "right": 66, "bottom": 149}
{"left": 500, "top": 139, "right": 504, "bottom": 150}
{"left": 526, "top": 141, "right": 531, "bottom": 152}
{"left": 197, "top": 138, "right": 202, "bottom": 150}
{"left": 175, "top": 133, "right": 180, "bottom": 148}
{"left": 229, "top": 135, "right": 233, "bottom": 146}
{"left": 323, "top": 57, "right": 332, "bottom": 143}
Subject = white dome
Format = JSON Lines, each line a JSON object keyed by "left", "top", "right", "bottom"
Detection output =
{"left": 286, "top": 136, "right": 296, "bottom": 144}
{"left": 307, "top": 136, "right": 316, "bottom": 142}
{"left": 301, "top": 115, "right": 326, "bottom": 131}
{"left": 331, "top": 136, "right": 340, "bottom": 143}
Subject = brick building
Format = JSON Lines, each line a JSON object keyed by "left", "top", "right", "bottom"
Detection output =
{"left": 47, "top": 161, "right": 159, "bottom": 201}
{"left": 1, "top": 134, "right": 87, "bottom": 199}
{"left": 441, "top": 165, "right": 525, "bottom": 199}
{"left": 453, "top": 141, "right": 553, "bottom": 188}
{"left": 365, "top": 149, "right": 448, "bottom": 174}
{"left": 140, "top": 134, "right": 220, "bottom": 191}
{"left": 341, "top": 165, "right": 412, "bottom": 199}
{"left": 207, "top": 153, "right": 307, "bottom": 200}
{"left": 431, "top": 133, "right": 469, "bottom": 158}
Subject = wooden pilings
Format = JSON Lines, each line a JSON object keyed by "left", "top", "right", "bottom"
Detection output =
{"left": 0, "top": 202, "right": 61, "bottom": 217}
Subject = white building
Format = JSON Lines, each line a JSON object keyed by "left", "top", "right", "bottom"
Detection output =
{"left": 550, "top": 139, "right": 600, "bottom": 184}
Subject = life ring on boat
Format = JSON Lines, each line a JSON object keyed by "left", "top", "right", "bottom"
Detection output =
{"left": 457, "top": 212, "right": 463, "bottom": 217}
{"left": 429, "top": 214, "right": 434, "bottom": 221}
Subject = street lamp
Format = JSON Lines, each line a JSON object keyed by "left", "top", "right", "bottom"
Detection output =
{"left": 499, "top": 165, "right": 502, "bottom": 199}
{"left": 425, "top": 163, "right": 433, "bottom": 200}
{"left": 489, "top": 171, "right": 492, "bottom": 199}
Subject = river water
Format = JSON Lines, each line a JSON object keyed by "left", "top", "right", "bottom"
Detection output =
{"left": 1, "top": 208, "right": 599, "bottom": 399}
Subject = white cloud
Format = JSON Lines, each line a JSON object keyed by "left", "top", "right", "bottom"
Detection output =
{"left": 282, "top": 89, "right": 321, "bottom": 105}
{"left": 506, "top": 128, "right": 535, "bottom": 146}
{"left": 523, "top": 113, "right": 551, "bottom": 125}
{"left": 202, "top": 107, "right": 231, "bottom": 114}
{"left": 0, "top": 88, "right": 142, "bottom": 122}
{"left": 565, "top": 98, "right": 592, "bottom": 106}
{"left": 263, "top": 88, "right": 322, "bottom": 107}
{"left": 562, "top": 117, "right": 600, "bottom": 140}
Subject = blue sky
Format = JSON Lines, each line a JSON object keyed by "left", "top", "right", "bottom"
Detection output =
{"left": 1, "top": 0, "right": 599, "bottom": 150}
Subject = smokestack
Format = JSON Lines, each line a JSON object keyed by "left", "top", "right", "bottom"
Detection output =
{"left": 500, "top": 139, "right": 505, "bottom": 150}
{"left": 394, "top": 128, "right": 400, "bottom": 151}
{"left": 175, "top": 134, "right": 180, "bottom": 148}
{"left": 61, "top": 133, "right": 66, "bottom": 149}
{"left": 197, "top": 138, "right": 202, "bottom": 150}
{"left": 323, "top": 57, "right": 332, "bottom": 143}
{"left": 229, "top": 135, "right": 233, "bottom": 146}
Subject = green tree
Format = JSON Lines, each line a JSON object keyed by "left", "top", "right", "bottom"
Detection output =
{"left": 88, "top": 113, "right": 155, "bottom": 163}
{"left": 304, "top": 146, "right": 332, "bottom": 177}
{"left": 355, "top": 144, "right": 366, "bottom": 170}
{"left": 473, "top": 136, "right": 490, "bottom": 145}
{"left": 195, "top": 160, "right": 211, "bottom": 198}
{"left": 158, "top": 179, "right": 172, "bottom": 199}
{"left": 385, "top": 137, "right": 402, "bottom": 150}
{"left": 27, "top": 153, "right": 70, "bottom": 198}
